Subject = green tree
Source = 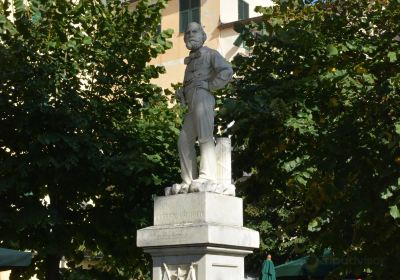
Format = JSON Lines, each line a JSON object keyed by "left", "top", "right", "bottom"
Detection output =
{"left": 217, "top": 0, "right": 400, "bottom": 278}
{"left": 0, "top": 0, "right": 180, "bottom": 279}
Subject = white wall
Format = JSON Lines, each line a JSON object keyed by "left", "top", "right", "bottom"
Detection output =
{"left": 220, "top": 0, "right": 273, "bottom": 23}
{"left": 218, "top": 28, "right": 245, "bottom": 61}
{"left": 218, "top": 0, "right": 274, "bottom": 61}
{"left": 0, "top": 271, "right": 11, "bottom": 280}
{"left": 249, "top": 0, "right": 274, "bottom": 17}
{"left": 220, "top": 0, "right": 239, "bottom": 23}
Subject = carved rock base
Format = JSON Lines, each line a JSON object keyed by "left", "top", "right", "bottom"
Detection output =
{"left": 145, "top": 245, "right": 254, "bottom": 280}
{"left": 137, "top": 192, "right": 259, "bottom": 280}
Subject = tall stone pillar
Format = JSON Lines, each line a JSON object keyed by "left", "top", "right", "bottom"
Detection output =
{"left": 137, "top": 192, "right": 259, "bottom": 280}
{"left": 137, "top": 138, "right": 259, "bottom": 280}
{"left": 215, "top": 137, "right": 233, "bottom": 188}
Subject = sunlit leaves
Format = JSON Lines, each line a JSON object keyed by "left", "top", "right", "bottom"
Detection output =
{"left": 217, "top": 0, "right": 400, "bottom": 277}
{"left": 1, "top": 0, "right": 178, "bottom": 279}
{"left": 326, "top": 44, "right": 338, "bottom": 57}
{"left": 389, "top": 205, "right": 400, "bottom": 219}
{"left": 388, "top": 51, "right": 397, "bottom": 62}
{"left": 395, "top": 122, "right": 400, "bottom": 135}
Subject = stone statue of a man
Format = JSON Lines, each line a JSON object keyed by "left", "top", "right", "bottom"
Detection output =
{"left": 171, "top": 22, "right": 233, "bottom": 195}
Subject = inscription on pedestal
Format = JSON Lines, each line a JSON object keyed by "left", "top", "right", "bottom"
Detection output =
{"left": 154, "top": 195, "right": 205, "bottom": 225}
{"left": 142, "top": 229, "right": 185, "bottom": 244}
{"left": 154, "top": 211, "right": 204, "bottom": 225}
{"left": 153, "top": 192, "right": 243, "bottom": 226}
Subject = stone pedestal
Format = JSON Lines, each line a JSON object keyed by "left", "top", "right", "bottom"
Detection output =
{"left": 137, "top": 192, "right": 259, "bottom": 280}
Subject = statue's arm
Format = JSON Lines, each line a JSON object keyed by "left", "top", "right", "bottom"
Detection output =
{"left": 209, "top": 51, "right": 234, "bottom": 91}
{"left": 175, "top": 87, "right": 186, "bottom": 106}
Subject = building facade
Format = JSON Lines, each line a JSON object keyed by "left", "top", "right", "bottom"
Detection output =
{"left": 130, "top": 0, "right": 273, "bottom": 89}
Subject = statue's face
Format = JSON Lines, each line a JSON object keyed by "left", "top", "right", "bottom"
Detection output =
{"left": 184, "top": 23, "right": 204, "bottom": 51}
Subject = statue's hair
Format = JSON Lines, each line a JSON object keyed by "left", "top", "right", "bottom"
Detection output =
{"left": 184, "top": 22, "right": 207, "bottom": 43}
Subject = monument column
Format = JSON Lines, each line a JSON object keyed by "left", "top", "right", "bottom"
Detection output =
{"left": 137, "top": 191, "right": 259, "bottom": 280}
{"left": 137, "top": 22, "right": 259, "bottom": 280}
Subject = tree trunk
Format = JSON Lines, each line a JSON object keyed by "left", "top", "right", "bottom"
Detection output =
{"left": 45, "top": 254, "right": 61, "bottom": 280}
{"left": 46, "top": 185, "right": 63, "bottom": 280}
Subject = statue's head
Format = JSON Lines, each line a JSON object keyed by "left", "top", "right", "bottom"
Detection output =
{"left": 184, "top": 22, "right": 207, "bottom": 51}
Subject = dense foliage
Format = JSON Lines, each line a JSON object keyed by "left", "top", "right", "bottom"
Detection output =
{"left": 0, "top": 0, "right": 180, "bottom": 279}
{"left": 217, "top": 0, "right": 400, "bottom": 278}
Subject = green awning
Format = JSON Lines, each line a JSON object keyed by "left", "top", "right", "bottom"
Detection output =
{"left": 275, "top": 256, "right": 309, "bottom": 278}
{"left": 275, "top": 250, "right": 338, "bottom": 279}
{"left": 0, "top": 248, "right": 32, "bottom": 271}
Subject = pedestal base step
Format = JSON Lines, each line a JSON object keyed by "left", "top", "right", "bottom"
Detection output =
{"left": 137, "top": 223, "right": 259, "bottom": 249}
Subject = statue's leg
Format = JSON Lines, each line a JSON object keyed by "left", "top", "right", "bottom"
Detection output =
{"left": 194, "top": 90, "right": 216, "bottom": 182}
{"left": 178, "top": 112, "right": 198, "bottom": 187}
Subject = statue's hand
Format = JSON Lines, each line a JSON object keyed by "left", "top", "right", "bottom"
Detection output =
{"left": 175, "top": 88, "right": 186, "bottom": 106}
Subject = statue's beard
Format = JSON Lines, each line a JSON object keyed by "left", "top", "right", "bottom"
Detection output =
{"left": 185, "top": 40, "right": 203, "bottom": 51}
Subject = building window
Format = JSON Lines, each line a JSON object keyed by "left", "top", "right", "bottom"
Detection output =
{"left": 238, "top": 0, "right": 249, "bottom": 20}
{"left": 180, "top": 0, "right": 200, "bottom": 33}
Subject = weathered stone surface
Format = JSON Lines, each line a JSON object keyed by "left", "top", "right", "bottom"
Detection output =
{"left": 153, "top": 192, "right": 243, "bottom": 226}
{"left": 174, "top": 22, "right": 234, "bottom": 193}
{"left": 146, "top": 246, "right": 251, "bottom": 280}
{"left": 137, "top": 22, "right": 259, "bottom": 276}
{"left": 137, "top": 179, "right": 259, "bottom": 280}
{"left": 216, "top": 137, "right": 232, "bottom": 187}
{"left": 137, "top": 223, "right": 259, "bottom": 248}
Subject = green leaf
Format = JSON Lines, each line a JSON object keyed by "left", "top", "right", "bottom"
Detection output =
{"left": 48, "top": 41, "right": 57, "bottom": 48}
{"left": 83, "top": 36, "right": 92, "bottom": 45}
{"left": 327, "top": 44, "right": 338, "bottom": 56}
{"left": 362, "top": 73, "right": 376, "bottom": 84}
{"left": 2, "top": 18, "right": 18, "bottom": 35}
{"left": 395, "top": 122, "right": 400, "bottom": 135}
{"left": 308, "top": 219, "right": 321, "bottom": 232}
{"left": 161, "top": 28, "right": 174, "bottom": 37}
{"left": 295, "top": 175, "right": 307, "bottom": 186}
{"left": 381, "top": 189, "right": 393, "bottom": 200}
{"left": 67, "top": 40, "right": 77, "bottom": 50}
{"left": 14, "top": 0, "right": 26, "bottom": 17}
{"left": 165, "top": 41, "right": 172, "bottom": 49}
{"left": 345, "top": 41, "right": 356, "bottom": 50}
{"left": 388, "top": 52, "right": 397, "bottom": 62}
{"left": 389, "top": 205, "right": 400, "bottom": 219}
